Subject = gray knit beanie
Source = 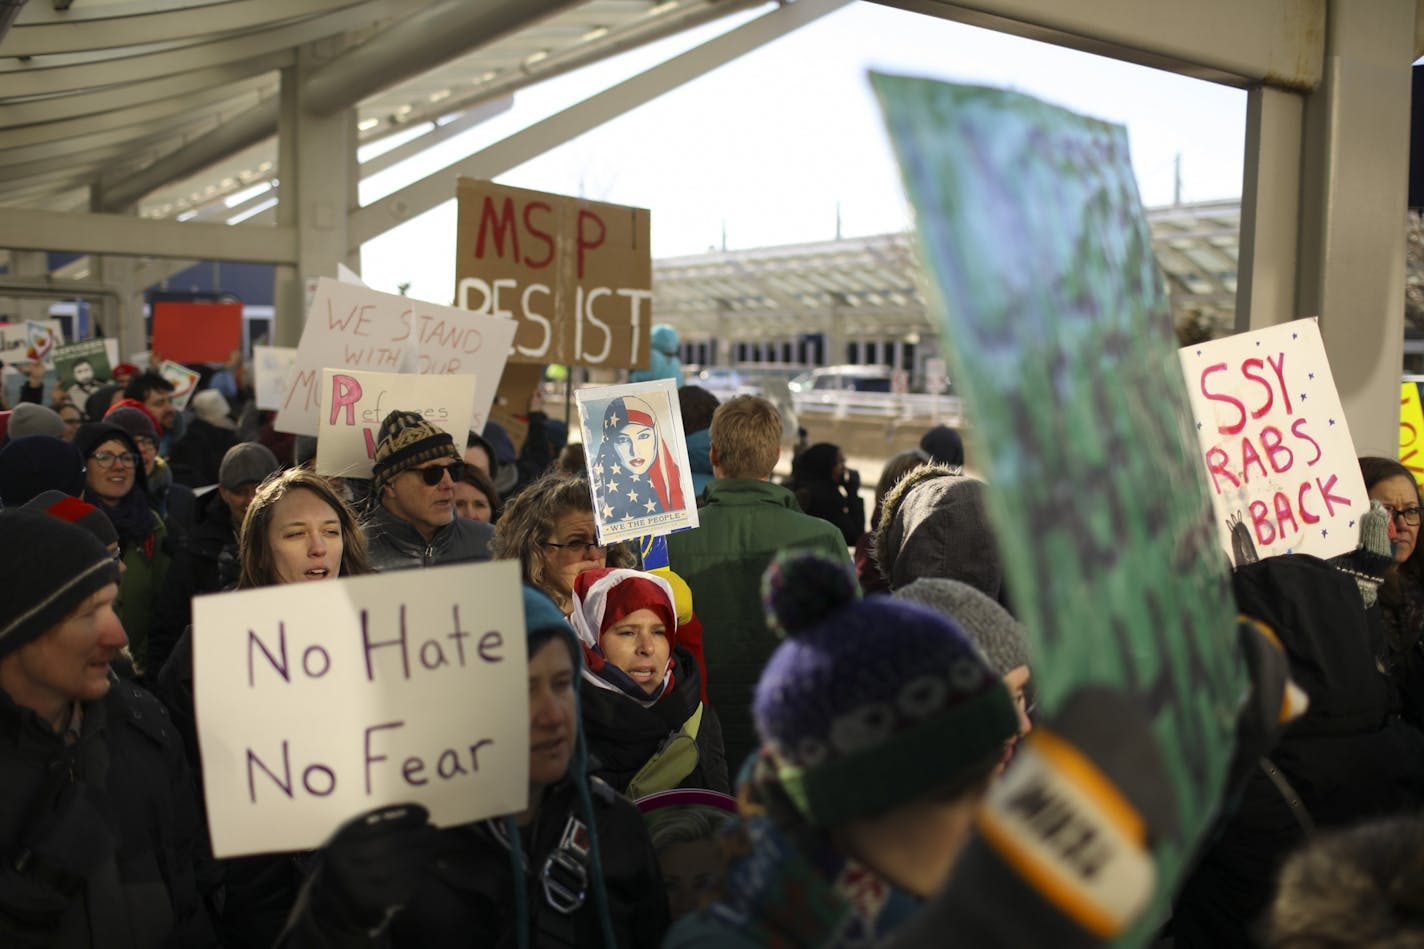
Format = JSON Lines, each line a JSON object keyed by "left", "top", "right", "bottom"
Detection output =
{"left": 873, "top": 464, "right": 1005, "bottom": 599}
{"left": 894, "top": 578, "right": 1030, "bottom": 676}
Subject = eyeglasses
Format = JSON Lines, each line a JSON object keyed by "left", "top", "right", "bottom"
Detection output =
{"left": 1383, "top": 504, "right": 1423, "bottom": 527}
{"left": 90, "top": 451, "right": 137, "bottom": 468}
{"left": 416, "top": 463, "right": 461, "bottom": 486}
{"left": 542, "top": 539, "right": 607, "bottom": 556}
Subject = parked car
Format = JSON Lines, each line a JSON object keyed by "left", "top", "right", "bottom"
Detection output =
{"left": 789, "top": 364, "right": 896, "bottom": 394}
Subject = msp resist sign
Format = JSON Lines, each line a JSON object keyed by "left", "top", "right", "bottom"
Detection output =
{"left": 1180, "top": 318, "right": 1367, "bottom": 565}
{"left": 191, "top": 561, "right": 528, "bottom": 858}
{"left": 454, "top": 179, "right": 652, "bottom": 369}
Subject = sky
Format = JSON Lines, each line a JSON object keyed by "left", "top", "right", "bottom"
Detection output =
{"left": 358, "top": 1, "right": 1247, "bottom": 304}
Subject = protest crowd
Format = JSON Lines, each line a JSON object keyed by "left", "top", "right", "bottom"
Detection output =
{"left": 2, "top": 340, "right": 1423, "bottom": 949}
{"left": 0, "top": 119, "right": 1422, "bottom": 946}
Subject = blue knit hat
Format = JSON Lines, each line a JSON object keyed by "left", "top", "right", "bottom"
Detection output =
{"left": 754, "top": 552, "right": 1018, "bottom": 826}
{"left": 0, "top": 435, "right": 86, "bottom": 507}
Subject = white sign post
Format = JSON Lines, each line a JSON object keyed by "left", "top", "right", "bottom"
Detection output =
{"left": 275, "top": 278, "right": 516, "bottom": 437}
{"left": 192, "top": 561, "right": 530, "bottom": 858}
{"left": 1179, "top": 317, "right": 1368, "bottom": 566}
{"left": 316, "top": 368, "right": 476, "bottom": 479}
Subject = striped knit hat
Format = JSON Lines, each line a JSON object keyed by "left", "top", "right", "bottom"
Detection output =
{"left": 0, "top": 509, "right": 119, "bottom": 658}
{"left": 370, "top": 410, "right": 460, "bottom": 497}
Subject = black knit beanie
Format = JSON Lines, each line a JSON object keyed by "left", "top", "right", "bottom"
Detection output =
{"left": 370, "top": 410, "right": 459, "bottom": 497}
{"left": 0, "top": 509, "right": 119, "bottom": 659}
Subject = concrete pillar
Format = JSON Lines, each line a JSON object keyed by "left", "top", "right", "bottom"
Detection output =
{"left": 272, "top": 56, "right": 359, "bottom": 347}
{"left": 90, "top": 256, "right": 151, "bottom": 361}
{"left": 11, "top": 251, "right": 50, "bottom": 323}
{"left": 1296, "top": 0, "right": 1415, "bottom": 456}
{"left": 1237, "top": 85, "right": 1304, "bottom": 333}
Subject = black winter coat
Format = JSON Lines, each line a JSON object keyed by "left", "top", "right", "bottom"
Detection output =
{"left": 581, "top": 647, "right": 730, "bottom": 796}
{"left": 1171, "top": 555, "right": 1424, "bottom": 948}
{"left": 148, "top": 490, "right": 239, "bottom": 678}
{"left": 0, "top": 679, "right": 216, "bottom": 948}
{"left": 168, "top": 419, "right": 237, "bottom": 489}
{"left": 280, "top": 776, "right": 670, "bottom": 948}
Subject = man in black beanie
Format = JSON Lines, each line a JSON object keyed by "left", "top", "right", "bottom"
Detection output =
{"left": 0, "top": 509, "right": 215, "bottom": 945}
{"left": 364, "top": 409, "right": 494, "bottom": 570}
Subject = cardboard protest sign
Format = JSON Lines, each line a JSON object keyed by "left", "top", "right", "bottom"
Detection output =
{"left": 275, "top": 277, "right": 515, "bottom": 438}
{"left": 1401, "top": 382, "right": 1424, "bottom": 489}
{"left": 152, "top": 301, "right": 242, "bottom": 363}
{"left": 454, "top": 179, "right": 652, "bottom": 370}
{"left": 873, "top": 75, "right": 1245, "bottom": 939}
{"left": 25, "top": 321, "right": 61, "bottom": 366}
{"left": 0, "top": 320, "right": 62, "bottom": 365}
{"left": 159, "top": 360, "right": 202, "bottom": 411}
{"left": 576, "top": 378, "right": 697, "bottom": 544}
{"left": 316, "top": 368, "right": 476, "bottom": 479}
{"left": 253, "top": 345, "right": 298, "bottom": 411}
{"left": 192, "top": 560, "right": 529, "bottom": 858}
{"left": 53, "top": 338, "right": 112, "bottom": 399}
{"left": 1180, "top": 319, "right": 1368, "bottom": 565}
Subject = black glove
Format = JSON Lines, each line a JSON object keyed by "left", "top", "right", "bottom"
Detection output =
{"left": 843, "top": 467, "right": 861, "bottom": 494}
{"left": 311, "top": 804, "right": 443, "bottom": 933}
{"left": 885, "top": 686, "right": 1176, "bottom": 949}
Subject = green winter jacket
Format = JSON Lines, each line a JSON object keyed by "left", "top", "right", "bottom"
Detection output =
{"left": 116, "top": 509, "right": 171, "bottom": 675}
{"left": 665, "top": 478, "right": 852, "bottom": 771}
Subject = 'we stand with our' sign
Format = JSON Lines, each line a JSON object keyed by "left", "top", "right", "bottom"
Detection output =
{"left": 1179, "top": 318, "right": 1368, "bottom": 566}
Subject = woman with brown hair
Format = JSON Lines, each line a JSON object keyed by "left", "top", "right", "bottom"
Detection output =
{"left": 1360, "top": 455, "right": 1424, "bottom": 727}
{"left": 491, "top": 469, "right": 633, "bottom": 614}
{"left": 156, "top": 467, "right": 374, "bottom": 949}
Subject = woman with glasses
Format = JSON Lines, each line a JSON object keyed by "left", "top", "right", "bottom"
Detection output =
{"left": 491, "top": 470, "right": 634, "bottom": 614}
{"left": 73, "top": 421, "right": 170, "bottom": 674}
{"left": 1360, "top": 456, "right": 1424, "bottom": 727}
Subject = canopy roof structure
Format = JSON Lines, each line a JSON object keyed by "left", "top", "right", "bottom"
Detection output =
{"left": 652, "top": 198, "right": 1243, "bottom": 344}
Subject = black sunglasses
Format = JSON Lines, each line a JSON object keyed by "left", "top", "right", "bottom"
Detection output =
{"left": 417, "top": 462, "right": 461, "bottom": 486}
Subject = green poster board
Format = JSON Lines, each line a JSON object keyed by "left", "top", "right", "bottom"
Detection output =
{"left": 871, "top": 74, "right": 1246, "bottom": 937}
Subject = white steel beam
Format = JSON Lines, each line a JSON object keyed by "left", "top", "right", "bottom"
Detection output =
{"left": 300, "top": 0, "right": 581, "bottom": 115}
{"left": 0, "top": 207, "right": 298, "bottom": 264}
{"left": 0, "top": 0, "right": 418, "bottom": 97}
{"left": 3, "top": 0, "right": 371, "bottom": 56}
{"left": 0, "top": 52, "right": 288, "bottom": 128}
{"left": 869, "top": 0, "right": 1324, "bottom": 89}
{"left": 351, "top": 0, "right": 855, "bottom": 246}
{"left": 360, "top": 97, "right": 514, "bottom": 176}
{"left": 1296, "top": 0, "right": 1414, "bottom": 456}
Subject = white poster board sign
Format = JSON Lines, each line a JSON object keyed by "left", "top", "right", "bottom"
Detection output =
{"left": 0, "top": 320, "right": 64, "bottom": 365}
{"left": 159, "top": 360, "right": 202, "bottom": 411}
{"left": 1179, "top": 317, "right": 1368, "bottom": 565}
{"left": 316, "top": 368, "right": 476, "bottom": 479}
{"left": 275, "top": 277, "right": 516, "bottom": 438}
{"left": 253, "top": 345, "right": 298, "bottom": 411}
{"left": 575, "top": 378, "right": 699, "bottom": 544}
{"left": 192, "top": 561, "right": 529, "bottom": 858}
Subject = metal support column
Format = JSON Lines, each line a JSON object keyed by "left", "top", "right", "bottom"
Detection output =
{"left": 272, "top": 56, "right": 358, "bottom": 346}
{"left": 1296, "top": 0, "right": 1415, "bottom": 455}
{"left": 1236, "top": 85, "right": 1303, "bottom": 333}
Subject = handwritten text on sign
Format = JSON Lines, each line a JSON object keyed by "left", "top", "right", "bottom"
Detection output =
{"left": 454, "top": 179, "right": 652, "bottom": 369}
{"left": 1179, "top": 318, "right": 1367, "bottom": 565}
{"left": 274, "top": 278, "right": 515, "bottom": 437}
{"left": 191, "top": 561, "right": 529, "bottom": 858}
{"left": 1400, "top": 382, "right": 1424, "bottom": 490}
{"left": 316, "top": 368, "right": 475, "bottom": 479}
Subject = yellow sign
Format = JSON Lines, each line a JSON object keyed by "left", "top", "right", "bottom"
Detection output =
{"left": 1400, "top": 382, "right": 1424, "bottom": 488}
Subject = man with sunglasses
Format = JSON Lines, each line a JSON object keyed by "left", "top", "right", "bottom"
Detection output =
{"left": 364, "top": 410, "right": 494, "bottom": 571}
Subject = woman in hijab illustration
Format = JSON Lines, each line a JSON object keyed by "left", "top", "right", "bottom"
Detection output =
{"left": 594, "top": 395, "right": 686, "bottom": 521}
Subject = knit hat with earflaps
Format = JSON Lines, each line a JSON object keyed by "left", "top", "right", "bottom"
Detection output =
{"left": 753, "top": 551, "right": 1018, "bottom": 827}
{"left": 873, "top": 463, "right": 1005, "bottom": 601}
{"left": 0, "top": 509, "right": 119, "bottom": 659}
{"left": 370, "top": 410, "right": 460, "bottom": 498}
{"left": 894, "top": 578, "right": 1030, "bottom": 677}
